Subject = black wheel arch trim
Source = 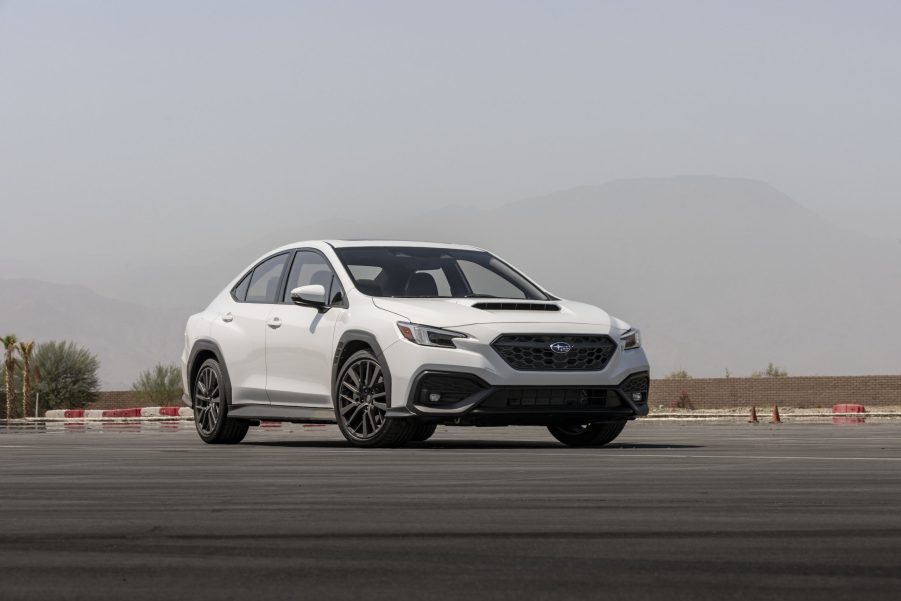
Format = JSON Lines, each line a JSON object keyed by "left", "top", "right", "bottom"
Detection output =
{"left": 332, "top": 330, "right": 393, "bottom": 406}
{"left": 187, "top": 339, "right": 234, "bottom": 408}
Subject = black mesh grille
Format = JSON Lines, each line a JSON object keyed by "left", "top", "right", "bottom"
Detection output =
{"left": 484, "top": 388, "right": 622, "bottom": 409}
{"left": 620, "top": 373, "right": 650, "bottom": 396}
{"left": 619, "top": 372, "right": 650, "bottom": 404}
{"left": 417, "top": 374, "right": 486, "bottom": 404}
{"left": 492, "top": 334, "right": 617, "bottom": 371}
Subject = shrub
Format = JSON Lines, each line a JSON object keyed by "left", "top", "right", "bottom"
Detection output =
{"left": 33, "top": 341, "right": 100, "bottom": 411}
{"left": 751, "top": 363, "right": 788, "bottom": 378}
{"left": 133, "top": 363, "right": 182, "bottom": 406}
{"left": 665, "top": 369, "right": 692, "bottom": 380}
{"left": 669, "top": 390, "right": 695, "bottom": 410}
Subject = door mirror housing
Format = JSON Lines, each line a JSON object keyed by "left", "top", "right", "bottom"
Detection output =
{"left": 291, "top": 284, "right": 328, "bottom": 310}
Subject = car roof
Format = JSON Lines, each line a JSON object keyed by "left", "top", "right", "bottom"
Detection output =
{"left": 324, "top": 239, "right": 485, "bottom": 251}
{"left": 259, "top": 240, "right": 486, "bottom": 261}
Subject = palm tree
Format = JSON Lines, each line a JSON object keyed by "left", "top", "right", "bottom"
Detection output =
{"left": 18, "top": 341, "right": 35, "bottom": 418}
{"left": 2, "top": 334, "right": 19, "bottom": 420}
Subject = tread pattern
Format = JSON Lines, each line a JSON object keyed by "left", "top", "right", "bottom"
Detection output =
{"left": 409, "top": 423, "right": 437, "bottom": 443}
{"left": 547, "top": 421, "right": 626, "bottom": 447}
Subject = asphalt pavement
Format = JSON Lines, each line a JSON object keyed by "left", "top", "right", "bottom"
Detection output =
{"left": 1, "top": 421, "right": 900, "bottom": 600}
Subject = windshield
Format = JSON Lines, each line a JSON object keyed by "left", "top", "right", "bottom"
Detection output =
{"left": 333, "top": 247, "right": 551, "bottom": 300}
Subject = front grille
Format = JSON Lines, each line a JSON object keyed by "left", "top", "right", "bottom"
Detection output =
{"left": 481, "top": 388, "right": 623, "bottom": 409}
{"left": 492, "top": 334, "right": 617, "bottom": 371}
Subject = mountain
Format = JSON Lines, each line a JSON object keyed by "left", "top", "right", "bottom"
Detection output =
{"left": 17, "top": 175, "right": 901, "bottom": 381}
{"left": 0, "top": 279, "right": 189, "bottom": 388}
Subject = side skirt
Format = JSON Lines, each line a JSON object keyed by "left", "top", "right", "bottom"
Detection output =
{"left": 228, "top": 404, "right": 336, "bottom": 424}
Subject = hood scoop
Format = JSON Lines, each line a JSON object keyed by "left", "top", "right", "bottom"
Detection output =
{"left": 471, "top": 302, "right": 561, "bottom": 312}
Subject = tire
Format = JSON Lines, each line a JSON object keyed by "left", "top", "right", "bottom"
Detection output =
{"left": 193, "top": 358, "right": 249, "bottom": 444}
{"left": 334, "top": 349, "right": 414, "bottom": 448}
{"left": 547, "top": 422, "right": 626, "bottom": 447}
{"left": 409, "top": 422, "right": 437, "bottom": 443}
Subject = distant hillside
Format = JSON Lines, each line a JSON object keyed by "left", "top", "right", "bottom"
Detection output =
{"left": 66, "top": 176, "right": 901, "bottom": 379}
{"left": 0, "top": 279, "right": 189, "bottom": 388}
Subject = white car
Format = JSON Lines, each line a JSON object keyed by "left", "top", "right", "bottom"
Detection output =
{"left": 182, "top": 240, "right": 650, "bottom": 447}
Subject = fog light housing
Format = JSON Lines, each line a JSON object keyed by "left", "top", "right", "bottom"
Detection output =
{"left": 631, "top": 392, "right": 645, "bottom": 403}
{"left": 428, "top": 393, "right": 442, "bottom": 403}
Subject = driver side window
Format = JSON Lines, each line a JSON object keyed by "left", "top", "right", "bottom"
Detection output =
{"left": 283, "top": 251, "right": 343, "bottom": 304}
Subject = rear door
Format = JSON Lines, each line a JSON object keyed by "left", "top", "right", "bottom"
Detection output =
{"left": 265, "top": 250, "right": 345, "bottom": 407}
{"left": 210, "top": 252, "right": 289, "bottom": 406}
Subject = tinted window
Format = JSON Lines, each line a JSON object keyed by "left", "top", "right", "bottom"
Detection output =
{"left": 232, "top": 272, "right": 251, "bottom": 301}
{"left": 333, "top": 247, "right": 548, "bottom": 300}
{"left": 283, "top": 251, "right": 336, "bottom": 303}
{"left": 245, "top": 253, "right": 289, "bottom": 303}
{"left": 327, "top": 274, "right": 344, "bottom": 305}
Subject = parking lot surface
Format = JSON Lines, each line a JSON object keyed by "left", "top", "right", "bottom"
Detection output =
{"left": 1, "top": 422, "right": 900, "bottom": 600}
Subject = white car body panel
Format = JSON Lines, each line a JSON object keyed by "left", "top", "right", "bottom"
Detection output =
{"left": 182, "top": 239, "right": 651, "bottom": 432}
{"left": 265, "top": 303, "right": 339, "bottom": 407}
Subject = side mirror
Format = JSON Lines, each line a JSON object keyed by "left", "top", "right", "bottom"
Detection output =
{"left": 291, "top": 284, "right": 328, "bottom": 310}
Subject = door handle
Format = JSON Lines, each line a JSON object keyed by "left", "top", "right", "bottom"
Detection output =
{"left": 267, "top": 317, "right": 282, "bottom": 329}
{"left": 222, "top": 312, "right": 234, "bottom": 323}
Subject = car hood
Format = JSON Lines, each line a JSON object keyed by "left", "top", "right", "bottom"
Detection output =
{"left": 371, "top": 298, "right": 614, "bottom": 329}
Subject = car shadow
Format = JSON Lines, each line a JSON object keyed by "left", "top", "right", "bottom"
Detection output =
{"left": 242, "top": 439, "right": 704, "bottom": 450}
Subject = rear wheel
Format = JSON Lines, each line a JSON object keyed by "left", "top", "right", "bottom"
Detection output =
{"left": 334, "top": 350, "right": 413, "bottom": 448}
{"left": 193, "top": 358, "right": 248, "bottom": 444}
{"left": 547, "top": 422, "right": 626, "bottom": 447}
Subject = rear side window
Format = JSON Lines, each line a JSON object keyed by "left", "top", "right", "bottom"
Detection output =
{"left": 232, "top": 272, "right": 251, "bottom": 301}
{"left": 245, "top": 253, "right": 289, "bottom": 303}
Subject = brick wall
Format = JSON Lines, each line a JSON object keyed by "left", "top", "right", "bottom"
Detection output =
{"left": 89, "top": 390, "right": 152, "bottom": 410}
{"left": 650, "top": 375, "right": 901, "bottom": 409}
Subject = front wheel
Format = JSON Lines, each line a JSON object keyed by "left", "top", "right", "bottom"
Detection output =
{"left": 547, "top": 422, "right": 626, "bottom": 447}
{"left": 409, "top": 423, "right": 437, "bottom": 443}
{"left": 193, "top": 358, "right": 248, "bottom": 444}
{"left": 334, "top": 350, "right": 414, "bottom": 448}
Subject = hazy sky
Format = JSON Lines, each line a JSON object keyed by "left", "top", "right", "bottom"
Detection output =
{"left": 2, "top": 1, "right": 900, "bottom": 283}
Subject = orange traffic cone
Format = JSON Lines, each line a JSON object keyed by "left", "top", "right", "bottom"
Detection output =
{"left": 770, "top": 405, "right": 782, "bottom": 424}
{"left": 748, "top": 406, "right": 759, "bottom": 424}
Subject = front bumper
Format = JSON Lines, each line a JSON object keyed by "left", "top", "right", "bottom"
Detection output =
{"left": 381, "top": 323, "right": 651, "bottom": 425}
{"left": 385, "top": 370, "right": 650, "bottom": 426}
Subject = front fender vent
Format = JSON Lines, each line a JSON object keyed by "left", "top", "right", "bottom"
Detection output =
{"left": 471, "top": 302, "right": 561, "bottom": 311}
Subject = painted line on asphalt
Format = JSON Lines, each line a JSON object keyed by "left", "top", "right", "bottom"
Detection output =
{"left": 332, "top": 450, "right": 901, "bottom": 462}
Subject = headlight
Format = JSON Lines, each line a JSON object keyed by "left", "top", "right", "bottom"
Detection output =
{"left": 397, "top": 322, "right": 467, "bottom": 348}
{"left": 620, "top": 328, "right": 641, "bottom": 350}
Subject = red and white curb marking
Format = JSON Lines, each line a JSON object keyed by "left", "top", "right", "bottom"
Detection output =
{"left": 44, "top": 407, "right": 193, "bottom": 420}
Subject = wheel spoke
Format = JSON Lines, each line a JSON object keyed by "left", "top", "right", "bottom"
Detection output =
{"left": 347, "top": 365, "right": 360, "bottom": 387}
{"left": 368, "top": 365, "right": 381, "bottom": 388}
{"left": 339, "top": 359, "right": 390, "bottom": 440}
{"left": 194, "top": 366, "right": 225, "bottom": 435}
{"left": 347, "top": 404, "right": 364, "bottom": 425}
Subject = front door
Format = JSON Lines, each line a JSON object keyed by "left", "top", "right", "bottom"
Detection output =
{"left": 265, "top": 250, "right": 344, "bottom": 407}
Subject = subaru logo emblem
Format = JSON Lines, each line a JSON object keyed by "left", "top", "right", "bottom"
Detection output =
{"left": 549, "top": 342, "right": 572, "bottom": 354}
